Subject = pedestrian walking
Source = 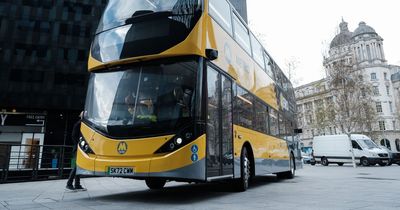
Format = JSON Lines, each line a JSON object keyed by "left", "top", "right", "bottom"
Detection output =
{"left": 66, "top": 111, "right": 86, "bottom": 191}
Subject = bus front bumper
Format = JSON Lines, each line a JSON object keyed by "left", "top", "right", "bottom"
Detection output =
{"left": 76, "top": 136, "right": 206, "bottom": 181}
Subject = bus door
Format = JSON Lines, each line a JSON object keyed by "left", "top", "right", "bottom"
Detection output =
{"left": 206, "top": 66, "right": 234, "bottom": 179}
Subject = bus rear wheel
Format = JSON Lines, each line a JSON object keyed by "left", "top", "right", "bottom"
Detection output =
{"left": 235, "top": 147, "right": 251, "bottom": 192}
{"left": 145, "top": 178, "right": 166, "bottom": 190}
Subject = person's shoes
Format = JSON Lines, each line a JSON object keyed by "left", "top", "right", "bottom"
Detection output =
{"left": 74, "top": 185, "right": 87, "bottom": 191}
{"left": 65, "top": 185, "right": 75, "bottom": 191}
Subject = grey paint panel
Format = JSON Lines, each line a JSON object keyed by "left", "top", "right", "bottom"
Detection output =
{"left": 77, "top": 159, "right": 206, "bottom": 181}
{"left": 234, "top": 157, "right": 291, "bottom": 178}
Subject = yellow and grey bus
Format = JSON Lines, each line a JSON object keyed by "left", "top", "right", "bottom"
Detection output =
{"left": 77, "top": 0, "right": 301, "bottom": 191}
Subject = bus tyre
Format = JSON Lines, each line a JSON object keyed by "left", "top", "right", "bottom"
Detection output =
{"left": 145, "top": 179, "right": 166, "bottom": 190}
{"left": 361, "top": 157, "right": 369, "bottom": 166}
{"left": 235, "top": 147, "right": 251, "bottom": 192}
{"left": 277, "top": 154, "right": 295, "bottom": 179}
{"left": 337, "top": 163, "right": 344, "bottom": 166}
{"left": 321, "top": 157, "right": 329, "bottom": 166}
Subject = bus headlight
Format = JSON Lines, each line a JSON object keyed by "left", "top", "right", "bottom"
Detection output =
{"left": 79, "top": 137, "right": 95, "bottom": 155}
{"left": 155, "top": 126, "right": 195, "bottom": 154}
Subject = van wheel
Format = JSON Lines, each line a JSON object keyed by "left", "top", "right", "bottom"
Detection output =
{"left": 277, "top": 154, "right": 295, "bottom": 179}
{"left": 145, "top": 179, "right": 166, "bottom": 190}
{"left": 337, "top": 163, "right": 344, "bottom": 166}
{"left": 321, "top": 157, "right": 329, "bottom": 166}
{"left": 361, "top": 157, "right": 370, "bottom": 166}
{"left": 235, "top": 147, "right": 251, "bottom": 192}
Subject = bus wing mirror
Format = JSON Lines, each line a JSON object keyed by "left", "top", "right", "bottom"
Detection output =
{"left": 206, "top": 49, "right": 218, "bottom": 60}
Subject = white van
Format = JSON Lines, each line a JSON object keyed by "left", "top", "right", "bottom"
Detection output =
{"left": 312, "top": 134, "right": 389, "bottom": 166}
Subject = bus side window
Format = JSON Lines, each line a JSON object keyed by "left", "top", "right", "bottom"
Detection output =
{"left": 253, "top": 100, "right": 268, "bottom": 134}
{"left": 269, "top": 109, "right": 278, "bottom": 136}
{"left": 234, "top": 86, "right": 253, "bottom": 129}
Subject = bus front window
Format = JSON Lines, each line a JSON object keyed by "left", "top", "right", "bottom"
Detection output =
{"left": 92, "top": 0, "right": 203, "bottom": 63}
{"left": 84, "top": 59, "right": 197, "bottom": 138}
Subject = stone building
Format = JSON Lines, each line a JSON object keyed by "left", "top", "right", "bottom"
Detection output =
{"left": 296, "top": 20, "right": 400, "bottom": 151}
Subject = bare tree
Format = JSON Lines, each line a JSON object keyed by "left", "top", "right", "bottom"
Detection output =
{"left": 284, "top": 57, "right": 302, "bottom": 87}
{"left": 323, "top": 59, "right": 377, "bottom": 167}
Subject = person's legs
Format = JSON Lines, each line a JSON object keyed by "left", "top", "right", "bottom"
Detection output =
{"left": 66, "top": 167, "right": 76, "bottom": 189}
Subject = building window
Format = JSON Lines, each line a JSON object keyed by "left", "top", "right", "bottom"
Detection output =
{"left": 306, "top": 115, "right": 313, "bottom": 124}
{"left": 396, "top": 139, "right": 400, "bottom": 152}
{"left": 379, "top": 121, "right": 386, "bottom": 131}
{"left": 297, "top": 105, "right": 303, "bottom": 112}
{"left": 376, "top": 102, "right": 382, "bottom": 113}
{"left": 304, "top": 102, "right": 312, "bottom": 110}
{"left": 371, "top": 73, "right": 377, "bottom": 80}
{"left": 384, "top": 72, "right": 388, "bottom": 80}
{"left": 393, "top": 121, "right": 396, "bottom": 131}
{"left": 386, "top": 85, "right": 390, "bottom": 95}
{"left": 380, "top": 139, "right": 391, "bottom": 150}
{"left": 389, "top": 101, "right": 393, "bottom": 113}
{"left": 373, "top": 86, "right": 379, "bottom": 95}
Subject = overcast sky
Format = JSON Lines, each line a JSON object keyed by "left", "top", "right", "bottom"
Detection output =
{"left": 247, "top": 0, "right": 400, "bottom": 87}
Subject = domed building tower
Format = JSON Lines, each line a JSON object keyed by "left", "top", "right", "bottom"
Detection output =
{"left": 326, "top": 19, "right": 353, "bottom": 65}
{"left": 352, "top": 21, "right": 386, "bottom": 65}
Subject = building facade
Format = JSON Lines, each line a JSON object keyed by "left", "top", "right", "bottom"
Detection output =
{"left": 0, "top": 0, "right": 107, "bottom": 147}
{"left": 296, "top": 20, "right": 400, "bottom": 152}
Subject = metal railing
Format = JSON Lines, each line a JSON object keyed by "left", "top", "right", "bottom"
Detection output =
{"left": 0, "top": 144, "right": 74, "bottom": 183}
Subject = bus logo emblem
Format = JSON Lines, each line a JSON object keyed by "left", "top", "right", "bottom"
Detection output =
{"left": 117, "top": 142, "right": 128, "bottom": 155}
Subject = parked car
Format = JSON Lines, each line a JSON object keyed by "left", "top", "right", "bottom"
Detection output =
{"left": 379, "top": 146, "right": 400, "bottom": 166}
{"left": 313, "top": 134, "right": 389, "bottom": 166}
{"left": 301, "top": 152, "right": 312, "bottom": 164}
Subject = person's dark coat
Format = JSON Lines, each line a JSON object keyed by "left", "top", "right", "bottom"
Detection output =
{"left": 71, "top": 120, "right": 81, "bottom": 152}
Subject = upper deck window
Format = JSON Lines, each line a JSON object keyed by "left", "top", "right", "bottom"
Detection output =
{"left": 250, "top": 33, "right": 264, "bottom": 69}
{"left": 233, "top": 14, "right": 251, "bottom": 54}
{"left": 97, "top": 0, "right": 202, "bottom": 33}
{"left": 209, "top": 0, "right": 232, "bottom": 35}
{"left": 92, "top": 0, "right": 202, "bottom": 63}
{"left": 264, "top": 53, "right": 275, "bottom": 80}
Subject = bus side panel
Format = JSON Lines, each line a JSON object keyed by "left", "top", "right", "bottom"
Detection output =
{"left": 233, "top": 125, "right": 290, "bottom": 177}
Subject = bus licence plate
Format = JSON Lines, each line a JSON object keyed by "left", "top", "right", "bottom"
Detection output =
{"left": 108, "top": 167, "right": 135, "bottom": 175}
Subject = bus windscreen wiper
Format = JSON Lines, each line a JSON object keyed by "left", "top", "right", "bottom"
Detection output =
{"left": 125, "top": 10, "right": 173, "bottom": 24}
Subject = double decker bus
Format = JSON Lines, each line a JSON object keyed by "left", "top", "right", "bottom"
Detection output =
{"left": 77, "top": 0, "right": 301, "bottom": 191}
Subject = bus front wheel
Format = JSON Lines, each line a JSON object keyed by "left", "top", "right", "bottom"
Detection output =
{"left": 145, "top": 178, "right": 166, "bottom": 190}
{"left": 235, "top": 147, "right": 251, "bottom": 192}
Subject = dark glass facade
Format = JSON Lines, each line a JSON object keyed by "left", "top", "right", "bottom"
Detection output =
{"left": 0, "top": 0, "right": 107, "bottom": 146}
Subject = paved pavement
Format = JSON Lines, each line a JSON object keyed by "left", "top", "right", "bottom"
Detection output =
{"left": 0, "top": 164, "right": 399, "bottom": 210}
